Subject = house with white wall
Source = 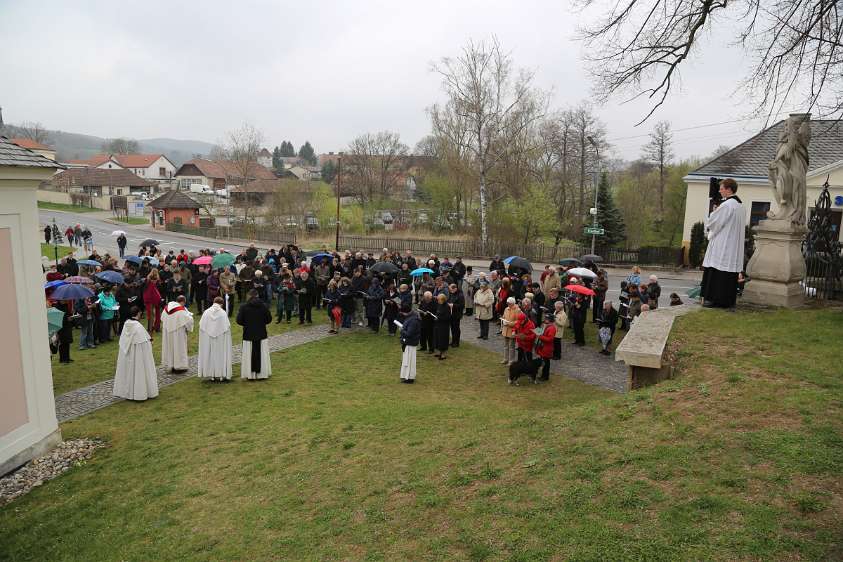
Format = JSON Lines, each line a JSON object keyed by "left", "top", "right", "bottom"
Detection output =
{"left": 682, "top": 119, "right": 843, "bottom": 246}
{"left": 66, "top": 153, "right": 176, "bottom": 181}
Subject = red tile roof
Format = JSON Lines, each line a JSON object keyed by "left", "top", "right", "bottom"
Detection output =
{"left": 66, "top": 154, "right": 116, "bottom": 167}
{"left": 177, "top": 158, "right": 276, "bottom": 181}
{"left": 10, "top": 138, "right": 52, "bottom": 151}
{"left": 52, "top": 168, "right": 154, "bottom": 188}
{"left": 114, "top": 154, "right": 166, "bottom": 168}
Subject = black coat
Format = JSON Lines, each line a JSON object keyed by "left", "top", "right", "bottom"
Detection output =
{"left": 365, "top": 283, "right": 385, "bottom": 317}
{"left": 433, "top": 303, "right": 452, "bottom": 351}
{"left": 448, "top": 292, "right": 465, "bottom": 321}
{"left": 296, "top": 276, "right": 317, "bottom": 308}
{"left": 400, "top": 313, "right": 421, "bottom": 346}
{"left": 237, "top": 298, "right": 272, "bottom": 341}
{"left": 419, "top": 299, "right": 437, "bottom": 330}
{"left": 338, "top": 285, "right": 355, "bottom": 314}
{"left": 598, "top": 307, "right": 619, "bottom": 333}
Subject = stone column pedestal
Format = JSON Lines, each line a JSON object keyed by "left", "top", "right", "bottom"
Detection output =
{"left": 743, "top": 219, "right": 806, "bottom": 307}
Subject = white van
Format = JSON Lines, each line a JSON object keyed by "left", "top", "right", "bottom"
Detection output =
{"left": 189, "top": 184, "right": 214, "bottom": 195}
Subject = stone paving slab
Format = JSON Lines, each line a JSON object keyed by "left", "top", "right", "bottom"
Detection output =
{"left": 459, "top": 318, "right": 628, "bottom": 393}
{"left": 54, "top": 325, "right": 331, "bottom": 423}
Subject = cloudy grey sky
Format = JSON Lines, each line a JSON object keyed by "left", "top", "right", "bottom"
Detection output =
{"left": 1, "top": 0, "right": 785, "bottom": 161}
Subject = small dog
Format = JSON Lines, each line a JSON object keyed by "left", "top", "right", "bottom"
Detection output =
{"left": 508, "top": 358, "right": 543, "bottom": 385}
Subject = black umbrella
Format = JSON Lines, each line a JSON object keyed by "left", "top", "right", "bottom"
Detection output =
{"left": 559, "top": 258, "right": 582, "bottom": 267}
{"left": 371, "top": 261, "right": 399, "bottom": 274}
{"left": 505, "top": 256, "right": 532, "bottom": 273}
{"left": 141, "top": 239, "right": 160, "bottom": 246}
{"left": 580, "top": 254, "right": 602, "bottom": 263}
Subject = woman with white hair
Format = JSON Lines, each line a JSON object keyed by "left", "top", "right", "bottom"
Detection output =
{"left": 646, "top": 275, "right": 662, "bottom": 309}
{"left": 500, "top": 297, "right": 519, "bottom": 365}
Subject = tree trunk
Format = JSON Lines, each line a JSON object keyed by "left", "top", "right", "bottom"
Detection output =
{"left": 479, "top": 170, "right": 489, "bottom": 251}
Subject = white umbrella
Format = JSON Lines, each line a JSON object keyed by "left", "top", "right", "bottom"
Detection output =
{"left": 111, "top": 230, "right": 127, "bottom": 236}
{"left": 567, "top": 267, "right": 598, "bottom": 279}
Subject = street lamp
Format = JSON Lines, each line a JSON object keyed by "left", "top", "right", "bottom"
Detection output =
{"left": 334, "top": 153, "right": 343, "bottom": 251}
{"left": 587, "top": 135, "right": 600, "bottom": 254}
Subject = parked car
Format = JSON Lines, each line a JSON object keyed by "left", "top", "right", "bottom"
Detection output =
{"left": 190, "top": 184, "right": 214, "bottom": 195}
{"left": 305, "top": 216, "right": 319, "bottom": 231}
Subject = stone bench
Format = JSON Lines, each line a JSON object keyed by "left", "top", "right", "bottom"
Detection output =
{"left": 614, "top": 304, "right": 697, "bottom": 390}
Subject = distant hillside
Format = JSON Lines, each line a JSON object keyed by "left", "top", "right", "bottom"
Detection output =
{"left": 2, "top": 125, "right": 215, "bottom": 166}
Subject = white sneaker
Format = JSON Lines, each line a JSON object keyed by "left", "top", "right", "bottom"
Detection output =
{"left": 358, "top": 322, "right": 364, "bottom": 327}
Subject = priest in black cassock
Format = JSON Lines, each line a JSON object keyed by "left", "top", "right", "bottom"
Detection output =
{"left": 237, "top": 289, "right": 272, "bottom": 380}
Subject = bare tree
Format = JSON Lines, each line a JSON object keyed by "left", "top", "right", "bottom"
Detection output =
{"left": 208, "top": 145, "right": 227, "bottom": 161}
{"left": 102, "top": 138, "right": 139, "bottom": 154}
{"left": 643, "top": 121, "right": 674, "bottom": 217}
{"left": 344, "top": 131, "right": 409, "bottom": 203}
{"left": 224, "top": 124, "right": 265, "bottom": 224}
{"left": 577, "top": 1, "right": 843, "bottom": 123}
{"left": 430, "top": 36, "right": 547, "bottom": 248}
{"left": 17, "top": 121, "right": 51, "bottom": 144}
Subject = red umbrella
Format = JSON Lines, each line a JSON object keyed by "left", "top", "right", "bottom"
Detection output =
{"left": 564, "top": 284, "right": 595, "bottom": 296}
{"left": 193, "top": 255, "right": 213, "bottom": 265}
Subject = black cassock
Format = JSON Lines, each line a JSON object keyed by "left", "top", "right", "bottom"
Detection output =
{"left": 236, "top": 298, "right": 272, "bottom": 373}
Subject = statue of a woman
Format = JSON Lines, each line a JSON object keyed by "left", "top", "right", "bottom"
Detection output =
{"left": 767, "top": 114, "right": 810, "bottom": 226}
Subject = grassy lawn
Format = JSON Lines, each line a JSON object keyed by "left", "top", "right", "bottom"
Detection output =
{"left": 50, "top": 305, "right": 330, "bottom": 395}
{"left": 4, "top": 308, "right": 841, "bottom": 560}
{"left": 112, "top": 216, "right": 150, "bottom": 225}
{"left": 41, "top": 243, "right": 74, "bottom": 260}
{"left": 37, "top": 201, "right": 98, "bottom": 213}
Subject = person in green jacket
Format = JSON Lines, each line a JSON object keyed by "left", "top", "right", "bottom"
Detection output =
{"left": 97, "top": 286, "right": 118, "bottom": 342}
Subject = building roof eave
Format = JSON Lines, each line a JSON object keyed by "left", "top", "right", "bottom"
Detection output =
{"left": 683, "top": 173, "right": 770, "bottom": 185}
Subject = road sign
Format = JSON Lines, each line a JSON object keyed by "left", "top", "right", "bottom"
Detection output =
{"left": 584, "top": 226, "right": 604, "bottom": 235}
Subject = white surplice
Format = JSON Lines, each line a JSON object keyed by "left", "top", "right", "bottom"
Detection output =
{"left": 240, "top": 340, "right": 271, "bottom": 380}
{"left": 400, "top": 345, "right": 417, "bottom": 381}
{"left": 160, "top": 301, "right": 193, "bottom": 371}
{"left": 198, "top": 303, "right": 232, "bottom": 380}
{"left": 113, "top": 319, "right": 159, "bottom": 401}
{"left": 703, "top": 197, "right": 746, "bottom": 273}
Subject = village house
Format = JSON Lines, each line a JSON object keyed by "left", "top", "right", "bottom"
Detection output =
{"left": 257, "top": 148, "right": 272, "bottom": 168}
{"left": 173, "top": 158, "right": 277, "bottom": 192}
{"left": 9, "top": 138, "right": 56, "bottom": 161}
{"left": 51, "top": 167, "right": 155, "bottom": 197}
{"left": 682, "top": 119, "right": 843, "bottom": 246}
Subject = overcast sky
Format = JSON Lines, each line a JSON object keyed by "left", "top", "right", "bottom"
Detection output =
{"left": 1, "top": 0, "right": 789, "bottom": 161}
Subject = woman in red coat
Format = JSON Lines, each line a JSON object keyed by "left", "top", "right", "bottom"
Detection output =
{"left": 535, "top": 315, "right": 557, "bottom": 381}
{"left": 514, "top": 312, "right": 536, "bottom": 362}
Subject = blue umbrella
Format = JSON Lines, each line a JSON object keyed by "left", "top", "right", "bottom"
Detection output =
{"left": 144, "top": 257, "right": 160, "bottom": 267}
{"left": 77, "top": 259, "right": 101, "bottom": 267}
{"left": 96, "top": 271, "right": 124, "bottom": 285}
{"left": 309, "top": 253, "right": 333, "bottom": 263}
{"left": 504, "top": 256, "right": 532, "bottom": 272}
{"left": 50, "top": 283, "right": 95, "bottom": 300}
{"left": 410, "top": 267, "right": 434, "bottom": 276}
{"left": 44, "top": 280, "right": 67, "bottom": 290}
{"left": 124, "top": 256, "right": 142, "bottom": 265}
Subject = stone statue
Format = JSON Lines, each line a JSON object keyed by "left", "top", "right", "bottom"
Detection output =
{"left": 767, "top": 113, "right": 811, "bottom": 226}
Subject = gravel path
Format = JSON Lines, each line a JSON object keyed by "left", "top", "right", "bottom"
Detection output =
{"left": 459, "top": 317, "right": 628, "bottom": 393}
{"left": 54, "top": 325, "right": 332, "bottom": 422}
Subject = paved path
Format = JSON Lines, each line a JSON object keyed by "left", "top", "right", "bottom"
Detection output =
{"left": 459, "top": 317, "right": 628, "bottom": 393}
{"left": 54, "top": 325, "right": 330, "bottom": 422}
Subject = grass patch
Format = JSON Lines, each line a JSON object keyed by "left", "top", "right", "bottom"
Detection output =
{"left": 40, "top": 243, "right": 74, "bottom": 260}
{"left": 38, "top": 201, "right": 98, "bottom": 213}
{"left": 50, "top": 305, "right": 329, "bottom": 395}
{"left": 112, "top": 216, "right": 149, "bottom": 225}
{"left": 3, "top": 308, "right": 842, "bottom": 560}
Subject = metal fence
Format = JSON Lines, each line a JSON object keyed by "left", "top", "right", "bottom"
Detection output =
{"left": 337, "top": 235, "right": 683, "bottom": 267}
{"left": 165, "top": 223, "right": 297, "bottom": 246}
{"left": 802, "top": 181, "right": 842, "bottom": 300}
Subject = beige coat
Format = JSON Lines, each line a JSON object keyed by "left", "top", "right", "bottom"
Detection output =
{"left": 542, "top": 272, "right": 561, "bottom": 296}
{"left": 219, "top": 271, "right": 236, "bottom": 295}
{"left": 553, "top": 309, "right": 567, "bottom": 339}
{"left": 502, "top": 305, "right": 519, "bottom": 338}
{"left": 473, "top": 287, "right": 494, "bottom": 320}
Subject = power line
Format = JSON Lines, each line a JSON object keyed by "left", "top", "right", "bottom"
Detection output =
{"left": 606, "top": 111, "right": 796, "bottom": 142}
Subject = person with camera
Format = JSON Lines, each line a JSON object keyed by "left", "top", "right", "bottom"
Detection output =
{"left": 701, "top": 178, "right": 745, "bottom": 309}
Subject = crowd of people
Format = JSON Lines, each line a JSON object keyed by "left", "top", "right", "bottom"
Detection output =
{"left": 45, "top": 233, "right": 678, "bottom": 395}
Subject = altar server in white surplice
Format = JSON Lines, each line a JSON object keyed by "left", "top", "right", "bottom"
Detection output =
{"left": 198, "top": 296, "right": 233, "bottom": 381}
{"left": 160, "top": 296, "right": 193, "bottom": 373}
{"left": 113, "top": 306, "right": 159, "bottom": 401}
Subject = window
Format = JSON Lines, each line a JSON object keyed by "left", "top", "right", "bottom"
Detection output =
{"left": 159, "top": 167, "right": 166, "bottom": 177}
{"left": 173, "top": 216, "right": 183, "bottom": 225}
{"left": 750, "top": 202, "right": 771, "bottom": 226}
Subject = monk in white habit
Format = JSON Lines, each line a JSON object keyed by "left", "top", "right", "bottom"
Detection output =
{"left": 701, "top": 178, "right": 746, "bottom": 309}
{"left": 236, "top": 289, "right": 272, "bottom": 380}
{"left": 113, "top": 306, "right": 159, "bottom": 401}
{"left": 198, "top": 296, "right": 233, "bottom": 381}
{"left": 160, "top": 295, "right": 193, "bottom": 373}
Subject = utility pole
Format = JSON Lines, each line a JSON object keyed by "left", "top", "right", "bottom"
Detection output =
{"left": 587, "top": 136, "right": 600, "bottom": 255}
{"left": 334, "top": 155, "right": 342, "bottom": 251}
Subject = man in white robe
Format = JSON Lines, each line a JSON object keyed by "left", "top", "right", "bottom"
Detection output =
{"left": 701, "top": 178, "right": 746, "bottom": 308}
{"left": 198, "top": 296, "right": 233, "bottom": 381}
{"left": 113, "top": 307, "right": 159, "bottom": 401}
{"left": 160, "top": 296, "right": 194, "bottom": 372}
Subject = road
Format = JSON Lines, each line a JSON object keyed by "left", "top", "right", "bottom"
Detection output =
{"left": 39, "top": 208, "right": 701, "bottom": 304}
